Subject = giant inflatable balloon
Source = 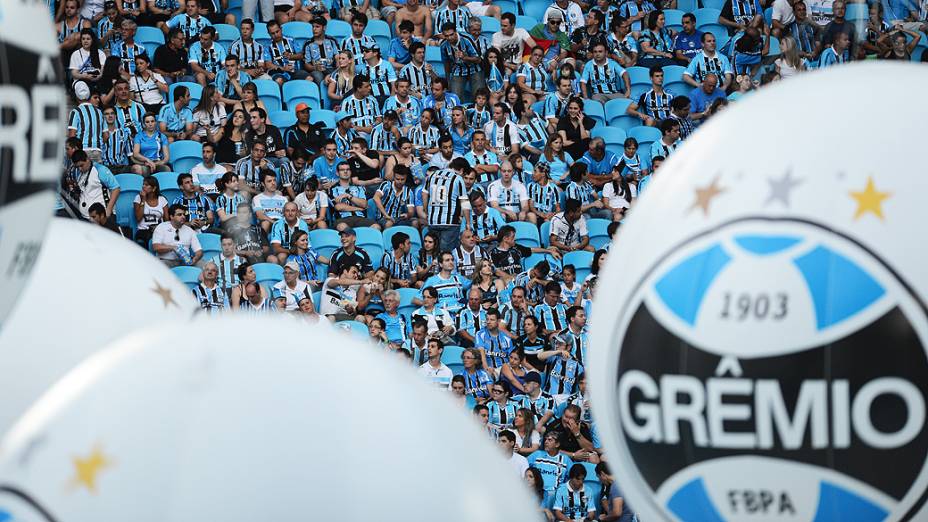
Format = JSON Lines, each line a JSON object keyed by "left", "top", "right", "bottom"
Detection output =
{"left": 588, "top": 63, "right": 928, "bottom": 522}
{"left": 0, "top": 0, "right": 67, "bottom": 328}
{"left": 0, "top": 317, "right": 537, "bottom": 520}
{"left": 0, "top": 219, "right": 197, "bottom": 433}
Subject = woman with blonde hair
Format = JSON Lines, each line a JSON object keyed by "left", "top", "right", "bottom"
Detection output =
{"left": 326, "top": 51, "right": 356, "bottom": 111}
{"left": 470, "top": 259, "right": 506, "bottom": 307}
{"left": 775, "top": 36, "right": 806, "bottom": 79}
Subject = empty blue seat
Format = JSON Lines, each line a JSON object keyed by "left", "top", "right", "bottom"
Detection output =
{"left": 700, "top": 0, "right": 724, "bottom": 10}
{"left": 628, "top": 126, "right": 661, "bottom": 150}
{"left": 214, "top": 23, "right": 240, "bottom": 49}
{"left": 587, "top": 218, "right": 611, "bottom": 249}
{"left": 136, "top": 26, "right": 164, "bottom": 57}
{"left": 495, "top": 0, "right": 517, "bottom": 14}
{"left": 282, "top": 21, "right": 313, "bottom": 50}
{"left": 604, "top": 98, "right": 635, "bottom": 128}
{"left": 169, "top": 140, "right": 202, "bottom": 173}
{"left": 253, "top": 262, "right": 284, "bottom": 286}
{"left": 269, "top": 109, "right": 297, "bottom": 129}
{"left": 540, "top": 220, "right": 552, "bottom": 247}
{"left": 153, "top": 171, "right": 181, "bottom": 203}
{"left": 591, "top": 126, "right": 627, "bottom": 146}
{"left": 663, "top": 9, "right": 685, "bottom": 31}
{"left": 665, "top": 81, "right": 692, "bottom": 97}
{"left": 663, "top": 64, "right": 687, "bottom": 84}
{"left": 283, "top": 80, "right": 321, "bottom": 111}
{"left": 171, "top": 265, "right": 202, "bottom": 289}
{"left": 397, "top": 287, "right": 419, "bottom": 317}
{"left": 563, "top": 250, "right": 594, "bottom": 281}
{"left": 253, "top": 22, "right": 271, "bottom": 47}
{"left": 522, "top": 0, "right": 548, "bottom": 21}
{"left": 695, "top": 7, "right": 721, "bottom": 25}
{"left": 845, "top": 2, "right": 868, "bottom": 20}
{"left": 355, "top": 226, "right": 384, "bottom": 251}
{"left": 197, "top": 232, "right": 222, "bottom": 260}
{"left": 511, "top": 221, "right": 540, "bottom": 248}
{"left": 169, "top": 82, "right": 202, "bottom": 109}
{"left": 678, "top": 0, "right": 698, "bottom": 13}
{"left": 309, "top": 229, "right": 341, "bottom": 258}
{"left": 425, "top": 45, "right": 445, "bottom": 77}
{"left": 627, "top": 66, "right": 651, "bottom": 86}
{"left": 336, "top": 320, "right": 370, "bottom": 339}
{"left": 480, "top": 16, "right": 501, "bottom": 39}
{"left": 114, "top": 174, "right": 143, "bottom": 231}
{"left": 253, "top": 79, "right": 283, "bottom": 113}
{"left": 325, "top": 19, "right": 351, "bottom": 39}
{"left": 312, "top": 290, "right": 322, "bottom": 310}
{"left": 516, "top": 15, "right": 537, "bottom": 30}
{"left": 309, "top": 108, "right": 337, "bottom": 128}
{"left": 365, "top": 19, "right": 392, "bottom": 39}
{"left": 441, "top": 345, "right": 466, "bottom": 366}
{"left": 583, "top": 99, "right": 606, "bottom": 126}
{"left": 698, "top": 22, "right": 727, "bottom": 44}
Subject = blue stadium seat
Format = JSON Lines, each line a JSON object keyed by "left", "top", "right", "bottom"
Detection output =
{"left": 153, "top": 172, "right": 182, "bottom": 203}
{"left": 844, "top": 2, "right": 868, "bottom": 20}
{"left": 700, "top": 0, "right": 724, "bottom": 10}
{"left": 496, "top": 0, "right": 518, "bottom": 14}
{"left": 169, "top": 140, "right": 202, "bottom": 173}
{"left": 136, "top": 26, "right": 164, "bottom": 57}
{"left": 516, "top": 15, "right": 537, "bottom": 30}
{"left": 397, "top": 287, "right": 419, "bottom": 317}
{"left": 678, "top": 0, "right": 698, "bottom": 13}
{"left": 563, "top": 250, "right": 594, "bottom": 281}
{"left": 480, "top": 16, "right": 501, "bottom": 39}
{"left": 253, "top": 79, "right": 283, "bottom": 113}
{"left": 214, "top": 23, "right": 240, "bottom": 49}
{"left": 914, "top": 47, "right": 926, "bottom": 61}
{"left": 326, "top": 19, "right": 351, "bottom": 40}
{"left": 253, "top": 22, "right": 271, "bottom": 47}
{"left": 522, "top": 252, "right": 562, "bottom": 273}
{"left": 425, "top": 45, "right": 445, "bottom": 77}
{"left": 283, "top": 80, "right": 322, "bottom": 111}
{"left": 664, "top": 9, "right": 685, "bottom": 31}
{"left": 171, "top": 265, "right": 202, "bottom": 289}
{"left": 282, "top": 21, "right": 313, "bottom": 50}
{"left": 512, "top": 221, "right": 540, "bottom": 248}
{"left": 763, "top": 6, "right": 773, "bottom": 25}
{"left": 626, "top": 66, "right": 651, "bottom": 86}
{"left": 309, "top": 229, "right": 341, "bottom": 258}
{"left": 522, "top": 0, "right": 548, "bottom": 21}
{"left": 695, "top": 7, "right": 721, "bottom": 25}
{"left": 197, "top": 232, "right": 222, "bottom": 260}
{"left": 169, "top": 82, "right": 202, "bottom": 109}
{"left": 628, "top": 126, "right": 661, "bottom": 150}
{"left": 663, "top": 64, "right": 686, "bottom": 84}
{"left": 383, "top": 225, "right": 422, "bottom": 251}
{"left": 540, "top": 220, "right": 552, "bottom": 247}
{"left": 665, "top": 81, "right": 691, "bottom": 97}
{"left": 309, "top": 108, "right": 337, "bottom": 128}
{"left": 766, "top": 35, "right": 781, "bottom": 58}
{"left": 365, "top": 19, "right": 392, "bottom": 39}
{"left": 355, "top": 226, "right": 384, "bottom": 252}
{"left": 312, "top": 290, "right": 322, "bottom": 311}
{"left": 441, "top": 345, "right": 466, "bottom": 366}
{"left": 591, "top": 126, "right": 627, "bottom": 147}
{"left": 604, "top": 98, "right": 635, "bottom": 129}
{"left": 583, "top": 99, "right": 606, "bottom": 127}
{"left": 336, "top": 320, "right": 370, "bottom": 339}
{"left": 269, "top": 109, "right": 297, "bottom": 129}
{"left": 447, "top": 362, "right": 465, "bottom": 376}
{"left": 698, "top": 22, "right": 728, "bottom": 43}
{"left": 253, "top": 262, "right": 284, "bottom": 287}
{"left": 587, "top": 218, "right": 611, "bottom": 249}
{"left": 114, "top": 174, "right": 143, "bottom": 231}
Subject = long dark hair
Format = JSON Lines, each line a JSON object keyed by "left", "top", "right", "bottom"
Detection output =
{"left": 526, "top": 467, "right": 545, "bottom": 501}
{"left": 142, "top": 175, "right": 161, "bottom": 199}
{"left": 610, "top": 167, "right": 633, "bottom": 205}
{"left": 222, "top": 109, "right": 248, "bottom": 139}
{"left": 482, "top": 46, "right": 506, "bottom": 77}
{"left": 79, "top": 28, "right": 103, "bottom": 70}
{"left": 194, "top": 84, "right": 217, "bottom": 114}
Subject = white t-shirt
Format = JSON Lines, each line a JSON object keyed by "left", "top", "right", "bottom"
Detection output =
{"left": 550, "top": 212, "right": 588, "bottom": 248}
{"left": 771, "top": 0, "right": 800, "bottom": 25}
{"left": 320, "top": 277, "right": 359, "bottom": 316}
{"left": 152, "top": 222, "right": 201, "bottom": 260}
{"left": 492, "top": 29, "right": 533, "bottom": 67}
{"left": 294, "top": 190, "right": 330, "bottom": 222}
{"left": 194, "top": 104, "right": 227, "bottom": 138}
{"left": 133, "top": 194, "right": 169, "bottom": 230}
{"left": 487, "top": 179, "right": 529, "bottom": 213}
{"left": 483, "top": 120, "right": 522, "bottom": 157}
{"left": 515, "top": 430, "right": 540, "bottom": 452}
{"left": 602, "top": 181, "right": 636, "bottom": 209}
{"left": 806, "top": 0, "right": 834, "bottom": 26}
{"left": 775, "top": 57, "right": 804, "bottom": 79}
{"left": 128, "top": 73, "right": 167, "bottom": 105}
{"left": 190, "top": 163, "right": 227, "bottom": 195}
{"left": 417, "top": 362, "right": 454, "bottom": 389}
{"left": 273, "top": 279, "right": 311, "bottom": 311}
{"left": 69, "top": 48, "right": 107, "bottom": 74}
{"left": 507, "top": 452, "right": 529, "bottom": 477}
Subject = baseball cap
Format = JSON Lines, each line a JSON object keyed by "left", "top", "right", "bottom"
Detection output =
{"left": 339, "top": 227, "right": 356, "bottom": 237}
{"left": 73, "top": 81, "right": 91, "bottom": 101}
{"left": 311, "top": 16, "right": 327, "bottom": 25}
{"left": 284, "top": 261, "right": 300, "bottom": 272}
{"left": 336, "top": 110, "right": 353, "bottom": 122}
{"left": 383, "top": 109, "right": 398, "bottom": 120}
{"left": 104, "top": 0, "right": 116, "bottom": 8}
{"left": 524, "top": 372, "right": 542, "bottom": 385}
{"left": 294, "top": 102, "right": 310, "bottom": 113}
{"left": 547, "top": 10, "right": 564, "bottom": 21}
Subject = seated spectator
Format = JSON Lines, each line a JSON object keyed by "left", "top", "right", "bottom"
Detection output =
{"left": 683, "top": 33, "right": 733, "bottom": 91}
{"left": 580, "top": 42, "right": 630, "bottom": 103}
{"left": 246, "top": 107, "right": 288, "bottom": 168}
{"left": 347, "top": 137, "right": 383, "bottom": 198}
{"left": 552, "top": 463, "right": 597, "bottom": 519}
{"left": 527, "top": 431, "right": 574, "bottom": 495}
{"left": 273, "top": 261, "right": 315, "bottom": 312}
{"left": 501, "top": 286, "right": 535, "bottom": 340}
{"left": 329, "top": 227, "right": 375, "bottom": 278}
{"left": 376, "top": 289, "right": 410, "bottom": 346}
{"left": 550, "top": 198, "right": 594, "bottom": 254}
{"left": 538, "top": 333, "right": 584, "bottom": 395}
{"left": 637, "top": 10, "right": 676, "bottom": 68}
{"left": 689, "top": 73, "right": 727, "bottom": 124}
{"left": 357, "top": 267, "right": 391, "bottom": 319}
{"left": 101, "top": 107, "right": 133, "bottom": 174}
{"left": 596, "top": 462, "right": 637, "bottom": 522}
{"left": 669, "top": 96, "right": 696, "bottom": 140}
{"left": 404, "top": 320, "right": 431, "bottom": 365}
{"left": 192, "top": 261, "right": 228, "bottom": 313}
{"left": 498, "top": 349, "right": 533, "bottom": 396}
{"left": 374, "top": 164, "right": 414, "bottom": 229}
{"left": 134, "top": 176, "right": 169, "bottom": 247}
{"left": 720, "top": 0, "right": 766, "bottom": 33}
{"left": 381, "top": 231, "right": 417, "bottom": 288}
{"left": 189, "top": 26, "right": 227, "bottom": 88}
{"left": 190, "top": 142, "right": 227, "bottom": 196}
{"left": 461, "top": 346, "right": 494, "bottom": 404}
{"left": 487, "top": 160, "right": 530, "bottom": 222}
{"left": 673, "top": 13, "right": 704, "bottom": 64}
{"left": 513, "top": 370, "right": 556, "bottom": 429}
{"left": 487, "top": 380, "right": 519, "bottom": 431}
{"left": 72, "top": 150, "right": 121, "bottom": 222}
{"left": 152, "top": 203, "right": 203, "bottom": 267}
{"left": 265, "top": 20, "right": 308, "bottom": 84}
{"left": 602, "top": 165, "right": 635, "bottom": 221}
{"left": 330, "top": 162, "right": 379, "bottom": 230}
{"left": 239, "top": 280, "right": 279, "bottom": 315}
{"left": 293, "top": 177, "right": 329, "bottom": 230}
{"left": 471, "top": 259, "right": 507, "bottom": 309}
{"left": 252, "top": 170, "right": 288, "bottom": 234}
{"left": 287, "top": 229, "right": 328, "bottom": 286}
{"left": 526, "top": 162, "right": 561, "bottom": 225}
{"left": 319, "top": 263, "right": 366, "bottom": 322}
{"left": 513, "top": 407, "right": 543, "bottom": 456}
{"left": 215, "top": 172, "right": 246, "bottom": 224}
{"left": 556, "top": 98, "right": 595, "bottom": 164}
{"left": 212, "top": 234, "right": 246, "bottom": 294}
{"left": 132, "top": 112, "right": 172, "bottom": 174}
{"left": 565, "top": 163, "right": 610, "bottom": 221}
{"left": 153, "top": 28, "right": 192, "bottom": 86}
{"left": 417, "top": 338, "right": 454, "bottom": 389}
{"left": 412, "top": 286, "right": 457, "bottom": 342}
{"left": 232, "top": 82, "right": 270, "bottom": 119}
{"left": 650, "top": 118, "right": 681, "bottom": 163}
{"left": 534, "top": 281, "right": 570, "bottom": 338}
{"left": 174, "top": 173, "right": 215, "bottom": 232}
{"left": 216, "top": 109, "right": 250, "bottom": 165}
{"left": 191, "top": 85, "right": 227, "bottom": 143}
{"left": 229, "top": 262, "right": 269, "bottom": 309}
{"left": 456, "top": 286, "right": 487, "bottom": 347}
{"left": 269, "top": 202, "right": 310, "bottom": 264}
{"left": 538, "top": 134, "right": 575, "bottom": 185}
{"left": 464, "top": 191, "right": 507, "bottom": 250}
{"left": 158, "top": 84, "right": 195, "bottom": 141}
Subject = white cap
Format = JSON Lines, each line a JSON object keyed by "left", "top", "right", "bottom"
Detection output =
{"left": 73, "top": 81, "right": 91, "bottom": 101}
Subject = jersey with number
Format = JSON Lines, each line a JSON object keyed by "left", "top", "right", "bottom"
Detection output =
{"left": 424, "top": 169, "right": 468, "bottom": 226}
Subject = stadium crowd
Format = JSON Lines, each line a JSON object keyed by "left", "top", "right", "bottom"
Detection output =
{"left": 56, "top": 0, "right": 926, "bottom": 515}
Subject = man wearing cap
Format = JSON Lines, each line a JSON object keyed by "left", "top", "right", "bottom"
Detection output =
{"left": 544, "top": 0, "right": 584, "bottom": 35}
{"left": 269, "top": 201, "right": 311, "bottom": 264}
{"left": 285, "top": 103, "right": 327, "bottom": 158}
{"left": 274, "top": 261, "right": 314, "bottom": 311}
{"left": 302, "top": 17, "right": 340, "bottom": 85}
{"left": 332, "top": 111, "right": 359, "bottom": 157}
{"left": 215, "top": 54, "right": 252, "bottom": 107}
{"left": 513, "top": 371, "right": 557, "bottom": 428}
{"left": 329, "top": 227, "right": 375, "bottom": 278}
{"left": 529, "top": 12, "right": 572, "bottom": 68}
{"left": 329, "top": 162, "right": 379, "bottom": 230}
{"left": 68, "top": 87, "right": 106, "bottom": 162}
{"left": 359, "top": 44, "right": 396, "bottom": 106}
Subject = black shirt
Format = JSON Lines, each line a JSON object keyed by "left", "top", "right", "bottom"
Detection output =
{"left": 544, "top": 420, "right": 594, "bottom": 454}
{"left": 245, "top": 125, "right": 286, "bottom": 155}
{"left": 556, "top": 116, "right": 597, "bottom": 162}
{"left": 347, "top": 150, "right": 381, "bottom": 183}
{"left": 330, "top": 246, "right": 373, "bottom": 276}
{"left": 229, "top": 224, "right": 269, "bottom": 264}
{"left": 490, "top": 244, "right": 531, "bottom": 276}
{"left": 285, "top": 122, "right": 327, "bottom": 157}
{"left": 153, "top": 43, "right": 189, "bottom": 75}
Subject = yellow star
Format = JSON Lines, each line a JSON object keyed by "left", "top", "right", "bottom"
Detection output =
{"left": 850, "top": 177, "right": 891, "bottom": 221}
{"left": 151, "top": 279, "right": 178, "bottom": 308}
{"left": 70, "top": 445, "right": 112, "bottom": 493}
{"left": 689, "top": 176, "right": 726, "bottom": 216}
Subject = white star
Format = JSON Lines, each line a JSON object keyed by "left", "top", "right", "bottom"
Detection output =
{"left": 765, "top": 169, "right": 803, "bottom": 207}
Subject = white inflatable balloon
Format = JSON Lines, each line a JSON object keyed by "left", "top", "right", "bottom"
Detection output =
{"left": 589, "top": 63, "right": 928, "bottom": 522}
{"left": 0, "top": 218, "right": 197, "bottom": 433}
{"left": 0, "top": 317, "right": 537, "bottom": 520}
{"left": 0, "top": 0, "right": 68, "bottom": 327}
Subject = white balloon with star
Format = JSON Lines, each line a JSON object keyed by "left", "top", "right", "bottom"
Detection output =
{"left": 0, "top": 316, "right": 538, "bottom": 521}
{"left": 588, "top": 63, "right": 928, "bottom": 522}
{"left": 0, "top": 218, "right": 197, "bottom": 435}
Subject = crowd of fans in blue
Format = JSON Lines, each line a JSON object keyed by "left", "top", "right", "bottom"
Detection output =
{"left": 56, "top": 0, "right": 926, "bottom": 515}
